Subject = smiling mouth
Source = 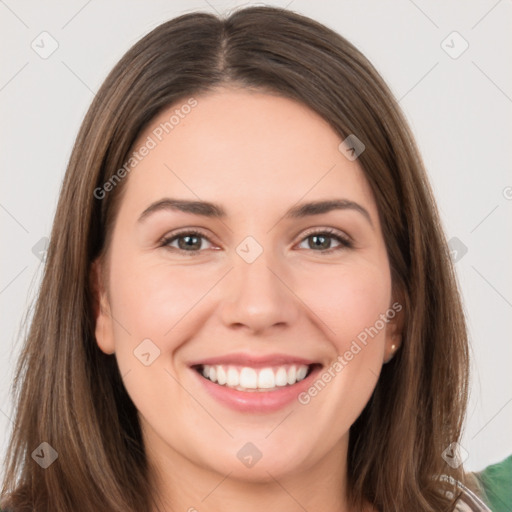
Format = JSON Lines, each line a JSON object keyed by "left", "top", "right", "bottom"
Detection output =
{"left": 193, "top": 363, "right": 320, "bottom": 392}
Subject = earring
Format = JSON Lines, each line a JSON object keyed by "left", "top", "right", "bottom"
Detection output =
{"left": 385, "top": 344, "right": 397, "bottom": 364}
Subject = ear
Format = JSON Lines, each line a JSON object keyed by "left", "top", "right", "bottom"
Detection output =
{"left": 90, "top": 257, "right": 115, "bottom": 355}
{"left": 383, "top": 299, "right": 404, "bottom": 364}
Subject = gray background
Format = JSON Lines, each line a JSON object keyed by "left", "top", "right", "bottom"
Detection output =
{"left": 1, "top": 0, "right": 511, "bottom": 475}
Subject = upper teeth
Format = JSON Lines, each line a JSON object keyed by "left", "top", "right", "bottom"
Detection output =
{"left": 200, "top": 364, "right": 309, "bottom": 391}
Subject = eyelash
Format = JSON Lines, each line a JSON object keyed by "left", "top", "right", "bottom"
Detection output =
{"left": 159, "top": 228, "right": 353, "bottom": 256}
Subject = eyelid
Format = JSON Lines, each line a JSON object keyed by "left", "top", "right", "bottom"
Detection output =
{"left": 159, "top": 226, "right": 354, "bottom": 254}
{"left": 160, "top": 227, "right": 212, "bottom": 241}
{"left": 296, "top": 226, "right": 353, "bottom": 245}
{"left": 293, "top": 227, "right": 354, "bottom": 253}
{"left": 159, "top": 228, "right": 218, "bottom": 252}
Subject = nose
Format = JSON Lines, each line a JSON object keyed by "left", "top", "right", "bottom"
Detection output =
{"left": 218, "top": 251, "right": 301, "bottom": 335}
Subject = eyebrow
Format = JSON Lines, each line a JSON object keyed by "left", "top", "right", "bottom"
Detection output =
{"left": 137, "top": 198, "right": 373, "bottom": 227}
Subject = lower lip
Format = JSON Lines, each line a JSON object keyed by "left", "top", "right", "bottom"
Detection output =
{"left": 192, "top": 365, "right": 322, "bottom": 413}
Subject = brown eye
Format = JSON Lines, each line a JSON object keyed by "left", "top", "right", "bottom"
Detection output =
{"left": 297, "top": 229, "right": 352, "bottom": 253}
{"left": 161, "top": 230, "right": 214, "bottom": 254}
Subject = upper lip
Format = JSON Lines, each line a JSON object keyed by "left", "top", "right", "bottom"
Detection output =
{"left": 188, "top": 352, "right": 320, "bottom": 368}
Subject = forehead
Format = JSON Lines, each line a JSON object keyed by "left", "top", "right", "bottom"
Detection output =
{"left": 119, "top": 88, "right": 377, "bottom": 219}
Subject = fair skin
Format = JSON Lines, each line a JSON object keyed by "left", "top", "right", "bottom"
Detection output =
{"left": 93, "top": 87, "right": 402, "bottom": 512}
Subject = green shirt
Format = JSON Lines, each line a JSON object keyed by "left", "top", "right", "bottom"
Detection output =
{"left": 473, "top": 455, "right": 512, "bottom": 512}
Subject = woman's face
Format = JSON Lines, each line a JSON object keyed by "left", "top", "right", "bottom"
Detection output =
{"left": 93, "top": 87, "right": 402, "bottom": 481}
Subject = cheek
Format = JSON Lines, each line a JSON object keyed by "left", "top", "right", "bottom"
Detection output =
{"left": 106, "top": 257, "right": 213, "bottom": 418}
{"left": 108, "top": 255, "right": 216, "bottom": 351}
{"left": 299, "top": 258, "right": 392, "bottom": 352}
{"left": 292, "top": 263, "right": 392, "bottom": 435}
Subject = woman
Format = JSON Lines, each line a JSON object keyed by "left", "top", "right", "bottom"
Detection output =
{"left": 0, "top": 6, "right": 493, "bottom": 512}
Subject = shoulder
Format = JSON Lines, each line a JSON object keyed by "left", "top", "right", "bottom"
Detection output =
{"left": 472, "top": 455, "right": 512, "bottom": 512}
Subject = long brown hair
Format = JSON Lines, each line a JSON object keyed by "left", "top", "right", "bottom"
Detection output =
{"left": 1, "top": 6, "right": 474, "bottom": 511}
